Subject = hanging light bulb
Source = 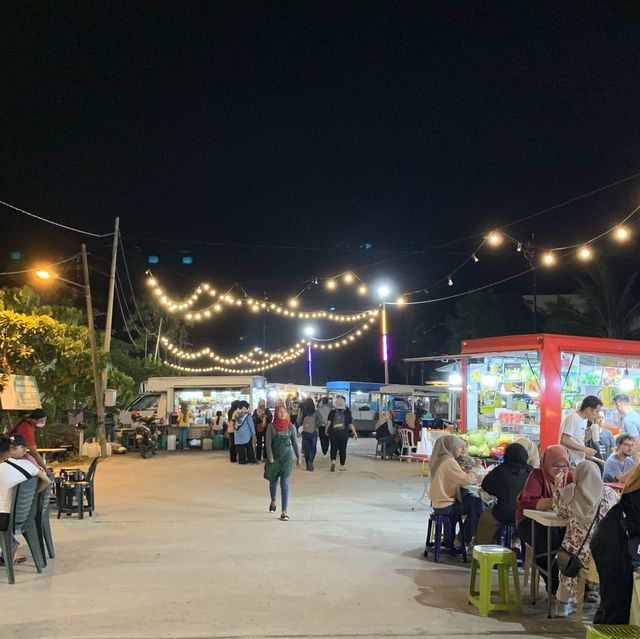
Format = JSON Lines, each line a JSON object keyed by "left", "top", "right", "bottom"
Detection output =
{"left": 516, "top": 242, "right": 522, "bottom": 253}
{"left": 487, "top": 231, "right": 503, "bottom": 246}
{"left": 447, "top": 275, "right": 453, "bottom": 287}
{"left": 288, "top": 298, "right": 299, "bottom": 308}
{"left": 326, "top": 279, "right": 337, "bottom": 290}
{"left": 358, "top": 284, "right": 367, "bottom": 295}
{"left": 578, "top": 245, "right": 593, "bottom": 261}
{"left": 615, "top": 225, "right": 630, "bottom": 241}
{"left": 472, "top": 254, "right": 479, "bottom": 263}
{"left": 395, "top": 296, "right": 406, "bottom": 305}
{"left": 343, "top": 272, "right": 354, "bottom": 284}
{"left": 542, "top": 251, "right": 556, "bottom": 266}
{"left": 620, "top": 367, "right": 635, "bottom": 392}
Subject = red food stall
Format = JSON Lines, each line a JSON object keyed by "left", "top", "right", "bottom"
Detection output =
{"left": 459, "top": 333, "right": 640, "bottom": 451}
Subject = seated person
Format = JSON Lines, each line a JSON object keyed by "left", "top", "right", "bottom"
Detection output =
{"left": 428, "top": 434, "right": 484, "bottom": 546}
{"left": 374, "top": 412, "right": 399, "bottom": 457}
{"left": 514, "top": 437, "right": 540, "bottom": 468}
{"left": 586, "top": 409, "right": 616, "bottom": 461}
{"left": 603, "top": 434, "right": 637, "bottom": 483}
{"left": 0, "top": 435, "right": 50, "bottom": 565}
{"left": 8, "top": 434, "right": 38, "bottom": 467}
{"left": 456, "top": 441, "right": 477, "bottom": 471}
{"left": 476, "top": 442, "right": 531, "bottom": 544}
{"left": 553, "top": 460, "right": 618, "bottom": 612}
{"left": 516, "top": 445, "right": 573, "bottom": 597}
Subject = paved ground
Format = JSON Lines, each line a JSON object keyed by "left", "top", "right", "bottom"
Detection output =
{"left": 2, "top": 439, "right": 586, "bottom": 639}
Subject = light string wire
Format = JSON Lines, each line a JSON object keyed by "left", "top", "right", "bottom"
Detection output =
{"left": 0, "top": 200, "right": 115, "bottom": 237}
{"left": 0, "top": 253, "right": 81, "bottom": 276}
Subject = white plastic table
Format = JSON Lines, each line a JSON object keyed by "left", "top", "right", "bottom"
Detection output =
{"left": 523, "top": 508, "right": 569, "bottom": 618}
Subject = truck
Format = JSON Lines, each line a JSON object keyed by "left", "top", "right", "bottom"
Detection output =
{"left": 118, "top": 375, "right": 267, "bottom": 428}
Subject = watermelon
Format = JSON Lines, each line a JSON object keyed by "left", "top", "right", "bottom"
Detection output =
{"left": 467, "top": 431, "right": 485, "bottom": 448}
{"left": 467, "top": 445, "right": 479, "bottom": 457}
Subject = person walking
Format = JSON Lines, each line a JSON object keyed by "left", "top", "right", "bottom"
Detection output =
{"left": 298, "top": 397, "right": 324, "bottom": 471}
{"left": 325, "top": 397, "right": 357, "bottom": 472}
{"left": 227, "top": 400, "right": 240, "bottom": 462}
{"left": 286, "top": 393, "right": 301, "bottom": 427}
{"left": 264, "top": 402, "right": 301, "bottom": 520}
{"left": 252, "top": 399, "right": 272, "bottom": 462}
{"left": 317, "top": 397, "right": 332, "bottom": 457}
{"left": 177, "top": 401, "right": 195, "bottom": 450}
{"left": 234, "top": 401, "right": 256, "bottom": 465}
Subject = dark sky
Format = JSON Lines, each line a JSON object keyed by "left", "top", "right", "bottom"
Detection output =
{"left": 2, "top": 2, "right": 640, "bottom": 379}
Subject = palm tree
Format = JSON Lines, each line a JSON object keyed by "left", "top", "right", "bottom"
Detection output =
{"left": 544, "top": 262, "right": 640, "bottom": 339}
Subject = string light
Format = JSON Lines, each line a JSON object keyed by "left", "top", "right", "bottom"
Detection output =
{"left": 472, "top": 254, "right": 479, "bottom": 263}
{"left": 542, "top": 251, "right": 556, "bottom": 266}
{"left": 326, "top": 279, "right": 337, "bottom": 290}
{"left": 516, "top": 242, "right": 522, "bottom": 252}
{"left": 447, "top": 275, "right": 453, "bottom": 287}
{"left": 358, "top": 284, "right": 367, "bottom": 295}
{"left": 614, "top": 225, "right": 630, "bottom": 241}
{"left": 395, "top": 296, "right": 406, "bottom": 305}
{"left": 487, "top": 231, "right": 503, "bottom": 246}
{"left": 288, "top": 298, "right": 299, "bottom": 308}
{"left": 578, "top": 245, "right": 593, "bottom": 261}
{"left": 343, "top": 272, "right": 354, "bottom": 284}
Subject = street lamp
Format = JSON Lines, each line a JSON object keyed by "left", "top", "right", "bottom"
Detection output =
{"left": 303, "top": 326, "right": 315, "bottom": 386}
{"left": 376, "top": 283, "right": 393, "bottom": 384}
{"left": 34, "top": 245, "right": 107, "bottom": 456}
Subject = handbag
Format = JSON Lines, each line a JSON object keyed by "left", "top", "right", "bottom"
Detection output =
{"left": 556, "top": 501, "right": 602, "bottom": 578}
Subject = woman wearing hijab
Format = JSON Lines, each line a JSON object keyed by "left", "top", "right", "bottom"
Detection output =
{"left": 298, "top": 397, "right": 324, "bottom": 471}
{"left": 552, "top": 460, "right": 618, "bottom": 613}
{"left": 325, "top": 397, "right": 357, "bottom": 472}
{"left": 428, "top": 434, "right": 484, "bottom": 545}
{"left": 264, "top": 402, "right": 301, "bottom": 520}
{"left": 476, "top": 442, "right": 531, "bottom": 544}
{"left": 515, "top": 437, "right": 540, "bottom": 468}
{"left": 403, "top": 412, "right": 421, "bottom": 444}
{"left": 516, "top": 445, "right": 573, "bottom": 596}
{"left": 590, "top": 464, "right": 640, "bottom": 624}
{"left": 374, "top": 411, "right": 400, "bottom": 458}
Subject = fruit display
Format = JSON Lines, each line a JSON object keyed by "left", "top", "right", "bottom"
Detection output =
{"left": 459, "top": 430, "right": 516, "bottom": 457}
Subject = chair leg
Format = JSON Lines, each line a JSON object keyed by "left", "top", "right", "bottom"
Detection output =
{"left": 575, "top": 569, "right": 586, "bottom": 623}
{"left": 434, "top": 517, "right": 442, "bottom": 563}
{"left": 22, "top": 523, "right": 44, "bottom": 573}
{"left": 0, "top": 531, "right": 15, "bottom": 584}
{"left": 35, "top": 518, "right": 47, "bottom": 567}
{"left": 424, "top": 517, "right": 433, "bottom": 557}
{"left": 77, "top": 486, "right": 84, "bottom": 519}
{"left": 43, "top": 517, "right": 55, "bottom": 559}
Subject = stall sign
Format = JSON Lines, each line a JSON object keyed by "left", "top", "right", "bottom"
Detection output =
{"left": 0, "top": 375, "right": 42, "bottom": 410}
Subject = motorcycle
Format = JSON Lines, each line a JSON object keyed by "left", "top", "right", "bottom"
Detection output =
{"left": 131, "top": 412, "right": 159, "bottom": 459}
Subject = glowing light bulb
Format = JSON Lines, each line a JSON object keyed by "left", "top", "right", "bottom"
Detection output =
{"left": 358, "top": 284, "right": 367, "bottom": 295}
{"left": 343, "top": 272, "right": 354, "bottom": 284}
{"left": 578, "top": 245, "right": 592, "bottom": 261}
{"left": 472, "top": 254, "right": 479, "bottom": 263}
{"left": 487, "top": 231, "right": 503, "bottom": 246}
{"left": 542, "top": 252, "right": 556, "bottom": 266}
{"left": 288, "top": 298, "right": 299, "bottom": 308}
{"left": 326, "top": 279, "right": 337, "bottom": 290}
{"left": 447, "top": 276, "right": 453, "bottom": 287}
{"left": 615, "top": 226, "right": 630, "bottom": 241}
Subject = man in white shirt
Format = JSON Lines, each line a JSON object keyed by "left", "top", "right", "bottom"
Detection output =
{"left": 558, "top": 395, "right": 603, "bottom": 466}
{"left": 0, "top": 435, "right": 50, "bottom": 564}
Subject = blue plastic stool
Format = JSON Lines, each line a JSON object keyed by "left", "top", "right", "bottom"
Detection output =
{"left": 496, "top": 522, "right": 523, "bottom": 566}
{"left": 424, "top": 511, "right": 468, "bottom": 562}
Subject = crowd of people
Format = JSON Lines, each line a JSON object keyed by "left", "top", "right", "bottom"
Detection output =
{"left": 217, "top": 394, "right": 358, "bottom": 520}
{"left": 427, "top": 393, "right": 640, "bottom": 621}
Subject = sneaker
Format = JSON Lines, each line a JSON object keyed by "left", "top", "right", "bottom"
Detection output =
{"left": 339, "top": 466, "right": 347, "bottom": 471}
{"left": 308, "top": 461, "right": 314, "bottom": 471}
{"left": 330, "top": 462, "right": 336, "bottom": 472}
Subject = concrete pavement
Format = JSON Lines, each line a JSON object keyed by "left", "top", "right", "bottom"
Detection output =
{"left": 1, "top": 439, "right": 584, "bottom": 639}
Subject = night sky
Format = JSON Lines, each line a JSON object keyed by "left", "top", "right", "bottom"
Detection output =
{"left": 2, "top": 2, "right": 640, "bottom": 381}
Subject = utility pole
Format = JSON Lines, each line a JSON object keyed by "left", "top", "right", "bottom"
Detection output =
{"left": 101, "top": 217, "right": 119, "bottom": 407}
{"left": 82, "top": 244, "right": 107, "bottom": 456}
{"left": 154, "top": 317, "right": 163, "bottom": 361}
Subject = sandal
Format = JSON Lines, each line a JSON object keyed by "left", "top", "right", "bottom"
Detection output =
{"left": 0, "top": 556, "right": 26, "bottom": 565}
{"left": 280, "top": 512, "right": 290, "bottom": 521}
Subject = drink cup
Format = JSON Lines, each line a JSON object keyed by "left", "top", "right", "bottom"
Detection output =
{"left": 591, "top": 423, "right": 600, "bottom": 443}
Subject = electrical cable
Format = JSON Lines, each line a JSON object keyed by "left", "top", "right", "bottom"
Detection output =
{"left": 0, "top": 253, "right": 80, "bottom": 276}
{"left": 0, "top": 200, "right": 114, "bottom": 237}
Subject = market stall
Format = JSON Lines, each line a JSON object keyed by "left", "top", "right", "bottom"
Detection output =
{"left": 459, "top": 334, "right": 640, "bottom": 450}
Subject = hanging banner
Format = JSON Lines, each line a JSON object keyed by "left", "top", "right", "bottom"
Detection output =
{"left": 0, "top": 375, "right": 42, "bottom": 410}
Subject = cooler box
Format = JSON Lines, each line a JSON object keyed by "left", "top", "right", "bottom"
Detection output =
{"left": 158, "top": 435, "right": 167, "bottom": 450}
{"left": 202, "top": 438, "right": 213, "bottom": 450}
{"left": 212, "top": 433, "right": 224, "bottom": 450}
{"left": 167, "top": 434, "right": 177, "bottom": 451}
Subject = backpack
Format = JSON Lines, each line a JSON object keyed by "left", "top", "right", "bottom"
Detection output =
{"left": 332, "top": 410, "right": 346, "bottom": 430}
{"left": 301, "top": 414, "right": 317, "bottom": 433}
{"left": 288, "top": 400, "right": 300, "bottom": 416}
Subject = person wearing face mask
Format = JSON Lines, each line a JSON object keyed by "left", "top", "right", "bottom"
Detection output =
{"left": 5, "top": 409, "right": 48, "bottom": 470}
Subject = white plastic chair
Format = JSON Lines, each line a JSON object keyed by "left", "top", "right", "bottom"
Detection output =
{"left": 399, "top": 428, "right": 418, "bottom": 457}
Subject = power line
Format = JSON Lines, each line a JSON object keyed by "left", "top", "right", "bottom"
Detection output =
{"left": 0, "top": 200, "right": 114, "bottom": 237}
{"left": 0, "top": 253, "right": 80, "bottom": 276}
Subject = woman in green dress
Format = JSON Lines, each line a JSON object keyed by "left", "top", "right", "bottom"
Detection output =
{"left": 264, "top": 401, "right": 301, "bottom": 521}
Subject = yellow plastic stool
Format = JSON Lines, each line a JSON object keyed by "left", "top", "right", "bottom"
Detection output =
{"left": 468, "top": 544, "right": 521, "bottom": 617}
{"left": 586, "top": 626, "right": 640, "bottom": 639}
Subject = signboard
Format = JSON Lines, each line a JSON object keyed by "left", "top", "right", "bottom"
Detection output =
{"left": 0, "top": 375, "right": 42, "bottom": 410}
